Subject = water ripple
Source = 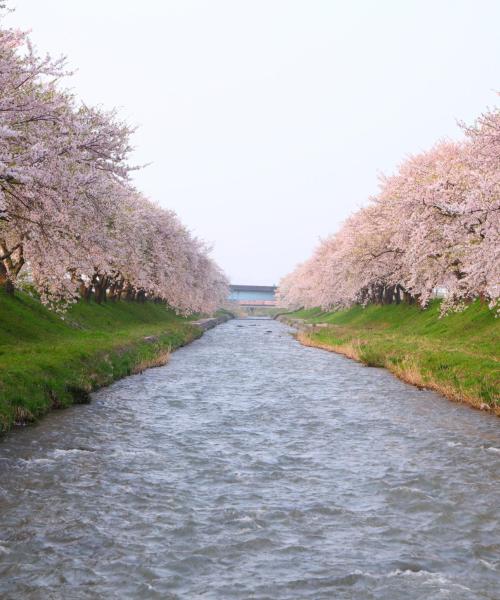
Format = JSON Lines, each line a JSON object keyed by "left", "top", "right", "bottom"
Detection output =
{"left": 0, "top": 318, "right": 499, "bottom": 599}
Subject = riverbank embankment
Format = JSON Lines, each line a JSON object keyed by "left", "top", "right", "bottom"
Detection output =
{"left": 0, "top": 289, "right": 231, "bottom": 433}
{"left": 277, "top": 301, "right": 499, "bottom": 415}
{"left": 192, "top": 315, "right": 233, "bottom": 331}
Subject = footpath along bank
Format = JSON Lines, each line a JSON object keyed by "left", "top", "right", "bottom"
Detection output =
{"left": 0, "top": 289, "right": 231, "bottom": 434}
{"left": 277, "top": 301, "right": 499, "bottom": 415}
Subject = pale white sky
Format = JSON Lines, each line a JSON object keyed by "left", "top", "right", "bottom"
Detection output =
{"left": 7, "top": 1, "right": 499, "bottom": 285}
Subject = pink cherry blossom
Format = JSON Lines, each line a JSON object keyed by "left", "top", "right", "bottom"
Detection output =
{"left": 278, "top": 107, "right": 499, "bottom": 315}
{"left": 0, "top": 11, "right": 228, "bottom": 312}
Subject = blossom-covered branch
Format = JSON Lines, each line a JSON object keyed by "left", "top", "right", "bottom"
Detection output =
{"left": 278, "top": 105, "right": 499, "bottom": 314}
{"left": 0, "top": 12, "right": 228, "bottom": 313}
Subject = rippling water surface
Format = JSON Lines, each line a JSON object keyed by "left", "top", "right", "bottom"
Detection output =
{"left": 1, "top": 319, "right": 499, "bottom": 599}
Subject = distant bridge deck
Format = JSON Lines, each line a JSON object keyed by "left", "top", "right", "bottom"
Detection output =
{"left": 228, "top": 284, "right": 277, "bottom": 307}
{"left": 233, "top": 299, "right": 277, "bottom": 307}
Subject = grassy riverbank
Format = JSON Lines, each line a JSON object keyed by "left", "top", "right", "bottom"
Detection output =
{"left": 0, "top": 290, "right": 205, "bottom": 433}
{"left": 281, "top": 301, "right": 499, "bottom": 415}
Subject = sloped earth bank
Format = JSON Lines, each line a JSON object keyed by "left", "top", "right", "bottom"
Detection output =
{"left": 1, "top": 319, "right": 499, "bottom": 599}
{"left": 276, "top": 302, "right": 499, "bottom": 415}
{"left": 0, "top": 287, "right": 232, "bottom": 433}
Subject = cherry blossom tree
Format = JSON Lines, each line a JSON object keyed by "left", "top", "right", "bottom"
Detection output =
{"left": 278, "top": 107, "right": 499, "bottom": 315}
{"left": 0, "top": 11, "right": 228, "bottom": 313}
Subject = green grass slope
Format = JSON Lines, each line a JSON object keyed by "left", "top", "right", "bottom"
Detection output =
{"left": 283, "top": 301, "right": 499, "bottom": 414}
{"left": 0, "top": 290, "right": 202, "bottom": 432}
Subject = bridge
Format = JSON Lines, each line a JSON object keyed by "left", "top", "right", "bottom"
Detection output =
{"left": 228, "top": 285, "right": 277, "bottom": 307}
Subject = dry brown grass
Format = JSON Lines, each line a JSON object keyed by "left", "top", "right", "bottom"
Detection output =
{"left": 388, "top": 358, "right": 498, "bottom": 415}
{"left": 13, "top": 406, "right": 35, "bottom": 424}
{"left": 297, "top": 332, "right": 500, "bottom": 417}
{"left": 297, "top": 332, "right": 363, "bottom": 362}
{"left": 132, "top": 349, "right": 171, "bottom": 374}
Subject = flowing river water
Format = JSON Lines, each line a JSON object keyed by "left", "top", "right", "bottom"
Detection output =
{"left": 1, "top": 319, "right": 499, "bottom": 599}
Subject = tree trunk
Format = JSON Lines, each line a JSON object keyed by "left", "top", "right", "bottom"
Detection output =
{"left": 0, "top": 242, "right": 23, "bottom": 294}
{"left": 124, "top": 282, "right": 135, "bottom": 301}
{"left": 383, "top": 285, "right": 394, "bottom": 304}
{"left": 95, "top": 279, "right": 108, "bottom": 304}
{"left": 108, "top": 283, "right": 117, "bottom": 301}
{"left": 99, "top": 276, "right": 109, "bottom": 303}
{"left": 0, "top": 261, "right": 14, "bottom": 295}
{"left": 376, "top": 285, "right": 384, "bottom": 304}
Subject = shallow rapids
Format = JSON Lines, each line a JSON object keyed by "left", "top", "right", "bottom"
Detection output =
{"left": 1, "top": 319, "right": 499, "bottom": 599}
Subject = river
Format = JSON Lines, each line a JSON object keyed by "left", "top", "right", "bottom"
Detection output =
{"left": 0, "top": 318, "right": 499, "bottom": 599}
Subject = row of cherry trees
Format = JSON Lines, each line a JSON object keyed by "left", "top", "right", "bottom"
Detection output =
{"left": 278, "top": 106, "right": 499, "bottom": 314}
{"left": 0, "top": 15, "right": 228, "bottom": 313}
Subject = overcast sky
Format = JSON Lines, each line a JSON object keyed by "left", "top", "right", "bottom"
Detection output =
{"left": 7, "top": 1, "right": 499, "bottom": 285}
